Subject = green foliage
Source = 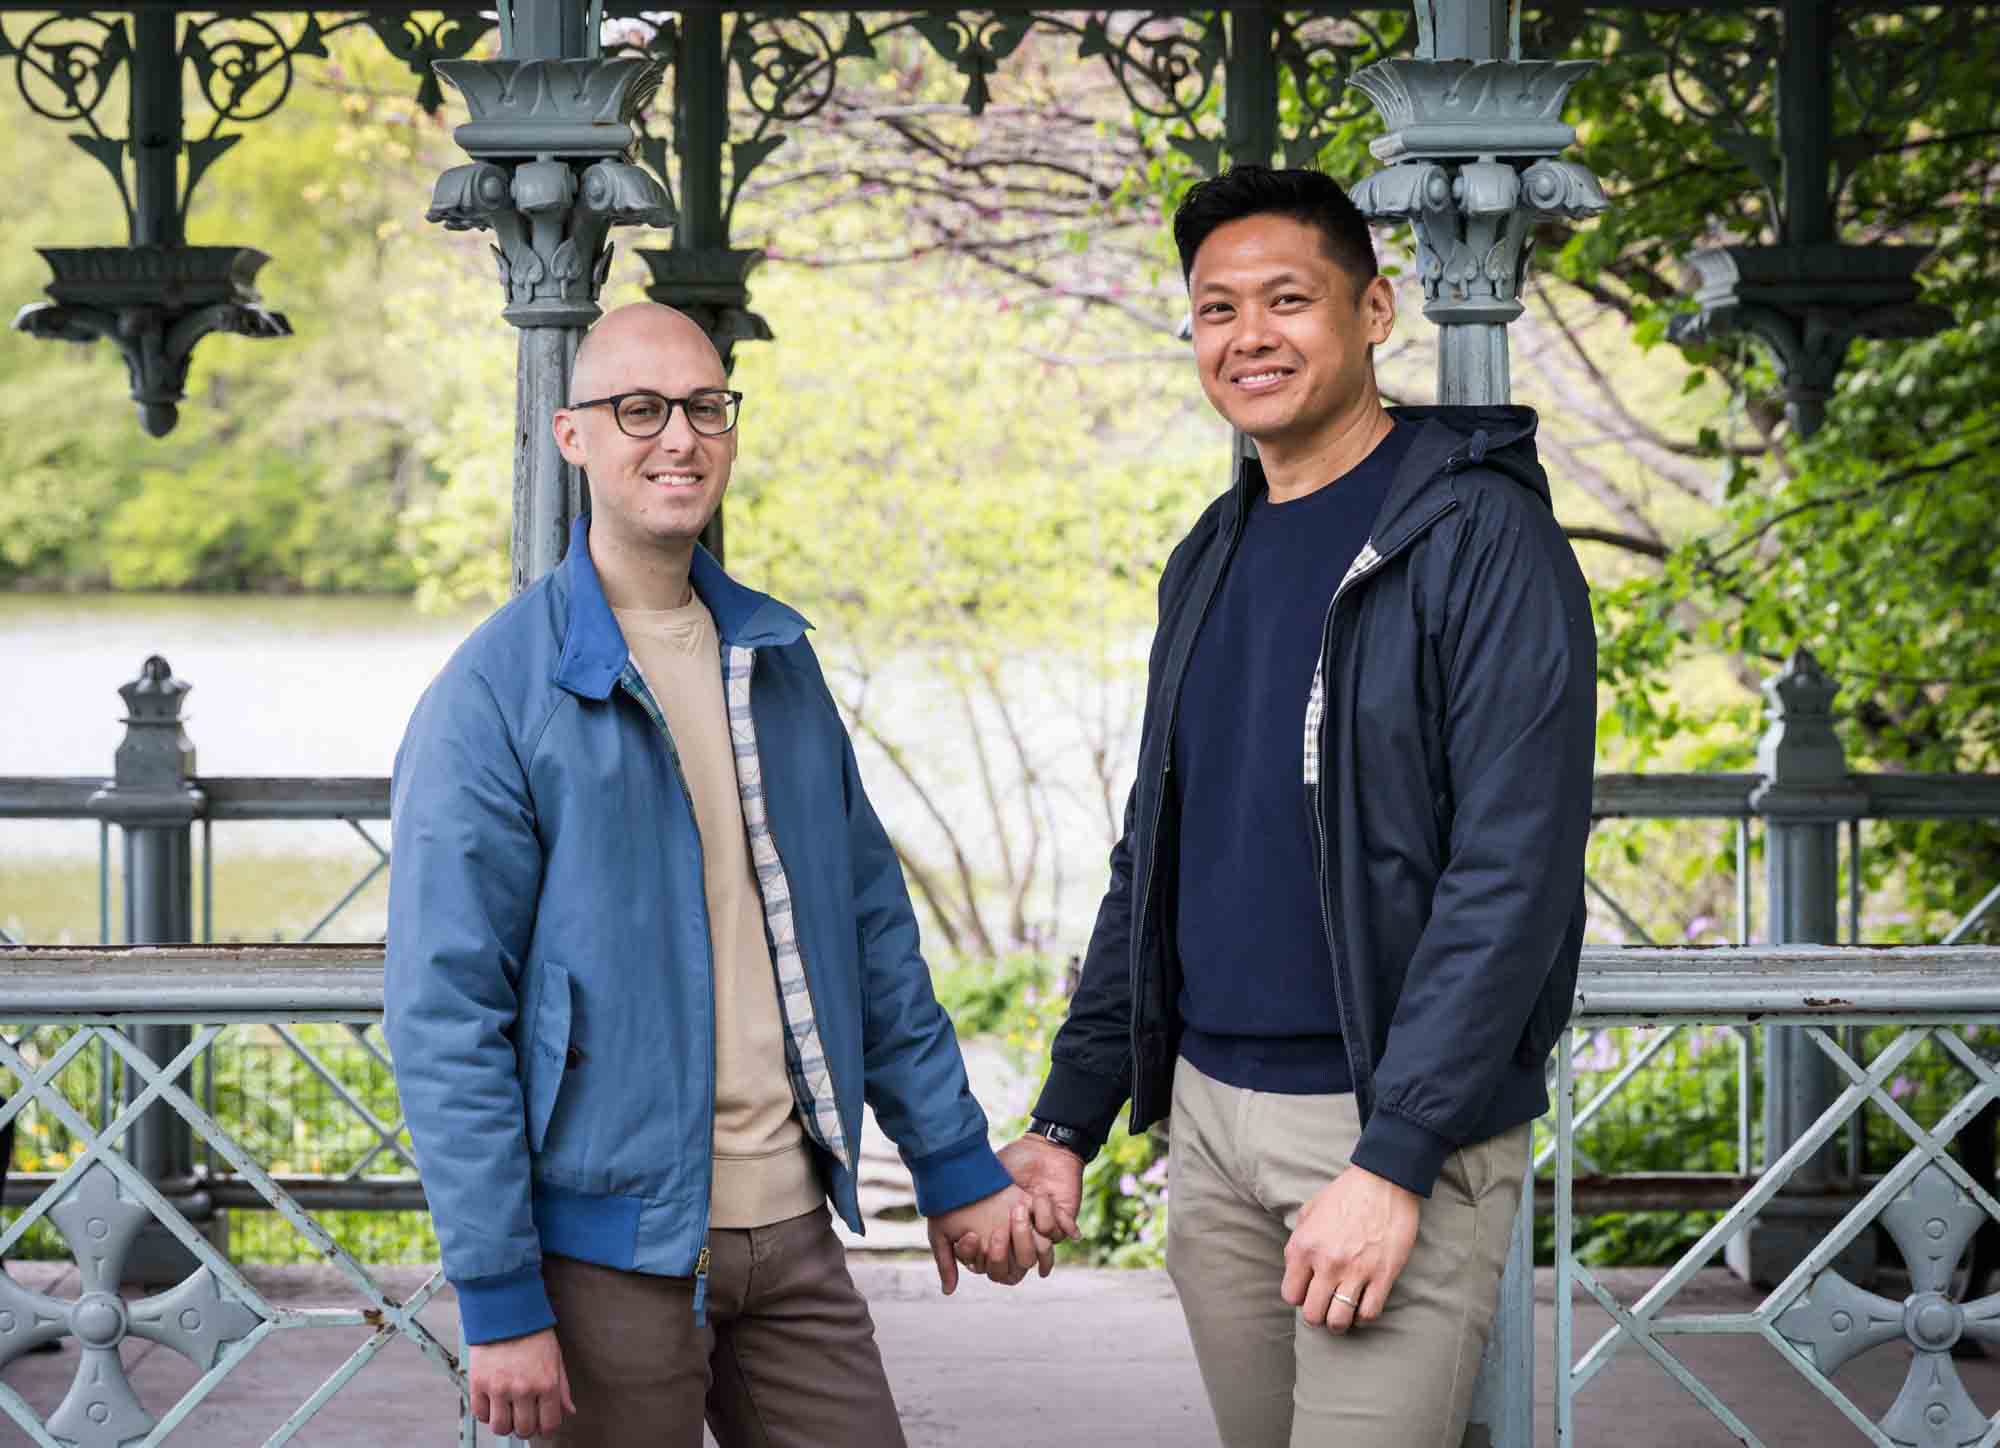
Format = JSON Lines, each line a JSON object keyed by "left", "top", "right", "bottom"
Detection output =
{"left": 932, "top": 956, "right": 1168, "bottom": 1265}
{"left": 0, "top": 1022, "right": 437, "bottom": 1265}
{"left": 1073, "top": 1118, "right": 1168, "bottom": 1267}
{"left": 932, "top": 955, "right": 1062, "bottom": 1041}
{"left": 0, "top": 29, "right": 501, "bottom": 596}
{"left": 1536, "top": 1026, "right": 1748, "bottom": 1265}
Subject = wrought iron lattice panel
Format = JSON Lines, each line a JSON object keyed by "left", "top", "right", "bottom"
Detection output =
{"left": 0, "top": 1019, "right": 460, "bottom": 1446}
{"left": 1555, "top": 1013, "right": 2000, "bottom": 1447}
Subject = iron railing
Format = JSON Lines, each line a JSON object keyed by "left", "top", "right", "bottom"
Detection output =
{"left": 1552, "top": 945, "right": 2000, "bottom": 1447}
{"left": 6, "top": 944, "right": 2000, "bottom": 1445}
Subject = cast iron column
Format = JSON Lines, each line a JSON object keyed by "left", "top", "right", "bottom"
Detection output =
{"left": 87, "top": 657, "right": 214, "bottom": 1282}
{"left": 427, "top": 0, "right": 674, "bottom": 592}
{"left": 637, "top": 10, "right": 772, "bottom": 565}
{"left": 1726, "top": 651, "right": 1873, "bottom": 1287}
{"left": 1347, "top": 4, "right": 1605, "bottom": 1442}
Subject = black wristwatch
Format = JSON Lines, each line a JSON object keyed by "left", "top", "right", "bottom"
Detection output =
{"left": 1026, "top": 1117, "right": 1101, "bottom": 1164}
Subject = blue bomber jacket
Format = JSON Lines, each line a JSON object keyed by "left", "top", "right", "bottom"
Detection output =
{"left": 385, "top": 516, "right": 1009, "bottom": 1344}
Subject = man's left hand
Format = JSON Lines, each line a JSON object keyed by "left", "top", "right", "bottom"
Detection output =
{"left": 926, "top": 1185, "right": 1052, "bottom": 1294}
{"left": 1280, "top": 1167, "right": 1421, "bottom": 1333}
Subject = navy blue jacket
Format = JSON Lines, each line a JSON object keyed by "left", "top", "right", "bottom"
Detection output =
{"left": 1034, "top": 406, "right": 1595, "bottom": 1194}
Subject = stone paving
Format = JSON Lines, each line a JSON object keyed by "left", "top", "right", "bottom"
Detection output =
{"left": 5, "top": 1259, "right": 2000, "bottom": 1445}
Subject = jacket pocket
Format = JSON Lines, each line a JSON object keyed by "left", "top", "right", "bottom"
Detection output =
{"left": 523, "top": 961, "right": 574, "bottom": 1154}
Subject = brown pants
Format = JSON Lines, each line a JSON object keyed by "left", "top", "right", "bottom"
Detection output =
{"left": 1165, "top": 1057, "right": 1528, "bottom": 1448}
{"left": 542, "top": 1204, "right": 906, "bottom": 1448}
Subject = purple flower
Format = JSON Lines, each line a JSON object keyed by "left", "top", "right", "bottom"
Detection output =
{"left": 1575, "top": 1033, "right": 1620, "bottom": 1072}
{"left": 1689, "top": 1025, "right": 1736, "bottom": 1058}
{"left": 1120, "top": 1173, "right": 1141, "bottom": 1198}
{"left": 1141, "top": 1158, "right": 1170, "bottom": 1187}
{"left": 1890, "top": 1076, "right": 1915, "bottom": 1101}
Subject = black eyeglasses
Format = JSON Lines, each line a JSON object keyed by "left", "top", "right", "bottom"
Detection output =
{"left": 567, "top": 389, "right": 743, "bottom": 439}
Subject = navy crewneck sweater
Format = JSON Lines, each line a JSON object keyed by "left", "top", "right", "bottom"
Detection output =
{"left": 1173, "top": 422, "right": 1413, "bottom": 1096}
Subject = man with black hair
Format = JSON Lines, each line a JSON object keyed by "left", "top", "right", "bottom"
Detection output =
{"left": 1000, "top": 166, "right": 1596, "bottom": 1446}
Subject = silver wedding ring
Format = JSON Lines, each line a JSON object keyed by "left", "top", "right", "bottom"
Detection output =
{"left": 1331, "top": 1290, "right": 1359, "bottom": 1309}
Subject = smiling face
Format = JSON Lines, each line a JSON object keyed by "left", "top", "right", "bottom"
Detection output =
{"left": 552, "top": 304, "right": 736, "bottom": 556}
{"left": 1187, "top": 213, "right": 1395, "bottom": 457}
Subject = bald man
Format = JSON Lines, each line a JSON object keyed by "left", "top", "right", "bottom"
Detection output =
{"left": 386, "top": 305, "right": 1049, "bottom": 1448}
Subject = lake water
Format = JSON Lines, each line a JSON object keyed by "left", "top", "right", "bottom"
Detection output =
{"left": 0, "top": 593, "right": 1134, "bottom": 949}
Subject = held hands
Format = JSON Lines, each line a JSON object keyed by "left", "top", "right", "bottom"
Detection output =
{"left": 1281, "top": 1166, "right": 1421, "bottom": 1333}
{"left": 925, "top": 1133, "right": 1087, "bottom": 1294}
{"left": 468, "top": 1327, "right": 574, "bottom": 1440}
{"left": 997, "top": 1134, "right": 1084, "bottom": 1243}
{"left": 926, "top": 1183, "right": 1055, "bottom": 1294}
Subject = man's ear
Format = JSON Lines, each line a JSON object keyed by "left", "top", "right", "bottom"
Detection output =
{"left": 552, "top": 407, "right": 587, "bottom": 467}
{"left": 1361, "top": 273, "right": 1396, "bottom": 347}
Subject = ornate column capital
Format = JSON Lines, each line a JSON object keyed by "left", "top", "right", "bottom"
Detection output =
{"left": 427, "top": 56, "right": 675, "bottom": 329}
{"left": 1348, "top": 58, "right": 1607, "bottom": 404}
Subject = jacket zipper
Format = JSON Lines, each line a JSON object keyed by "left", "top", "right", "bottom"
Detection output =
{"left": 618, "top": 669, "right": 717, "bottom": 1323}
{"left": 1307, "top": 499, "right": 1457, "bottom": 1114}
{"left": 1131, "top": 503, "right": 1249, "bottom": 1111}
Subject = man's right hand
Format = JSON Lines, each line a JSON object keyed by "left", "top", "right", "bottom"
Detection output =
{"left": 997, "top": 1134, "right": 1085, "bottom": 1242}
{"left": 469, "top": 1327, "right": 574, "bottom": 1441}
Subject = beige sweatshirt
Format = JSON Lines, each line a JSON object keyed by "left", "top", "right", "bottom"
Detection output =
{"left": 614, "top": 596, "right": 821, "bottom": 1229}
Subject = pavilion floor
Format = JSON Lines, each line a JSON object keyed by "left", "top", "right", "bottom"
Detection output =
{"left": 0, "top": 1258, "right": 1990, "bottom": 1446}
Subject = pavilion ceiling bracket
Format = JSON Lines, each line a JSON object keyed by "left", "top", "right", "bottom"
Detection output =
{"left": 4, "top": 11, "right": 325, "bottom": 435}
{"left": 1662, "top": 1, "right": 1960, "bottom": 437}
{"left": 364, "top": 14, "right": 496, "bottom": 115}
{"left": 1276, "top": 12, "right": 1408, "bottom": 168}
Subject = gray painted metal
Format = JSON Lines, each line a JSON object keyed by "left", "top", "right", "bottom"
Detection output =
{"left": 1223, "top": 8, "right": 1279, "bottom": 167}
{"left": 11, "top": 767, "right": 1996, "bottom": 824}
{"left": 1667, "top": 1, "right": 1954, "bottom": 435}
{"left": 0, "top": 1022, "right": 462, "bottom": 1445}
{"left": 0, "top": 777, "right": 389, "bottom": 819}
{"left": 1346, "top": 7, "right": 1605, "bottom": 1436}
{"left": 1752, "top": 652, "right": 1865, "bottom": 1224}
{"left": 1551, "top": 1003, "right": 2000, "bottom": 1445}
{"left": 91, "top": 658, "right": 210, "bottom": 1279}
{"left": 426, "top": 4, "right": 674, "bottom": 590}
{"left": 7, "top": 11, "right": 293, "bottom": 435}
{"left": 0, "top": 1164, "right": 264, "bottom": 1447}
{"left": 1349, "top": 57, "right": 1607, "bottom": 406}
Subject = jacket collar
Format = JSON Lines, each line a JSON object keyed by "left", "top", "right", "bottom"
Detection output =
{"left": 1226, "top": 404, "right": 1545, "bottom": 557}
{"left": 552, "top": 514, "right": 811, "bottom": 700}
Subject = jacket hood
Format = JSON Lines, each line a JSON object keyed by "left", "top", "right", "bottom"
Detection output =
{"left": 551, "top": 514, "right": 811, "bottom": 700}
{"left": 1378, "top": 405, "right": 1550, "bottom": 551}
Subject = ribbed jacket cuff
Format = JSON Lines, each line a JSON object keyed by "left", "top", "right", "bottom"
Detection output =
{"left": 1030, "top": 1061, "right": 1128, "bottom": 1144}
{"left": 906, "top": 1130, "right": 1013, "bottom": 1217}
{"left": 455, "top": 1263, "right": 556, "bottom": 1346}
{"left": 1351, "top": 1109, "right": 1455, "bottom": 1199}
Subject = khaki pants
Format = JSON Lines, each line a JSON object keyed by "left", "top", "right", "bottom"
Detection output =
{"left": 1165, "top": 1057, "right": 1527, "bottom": 1448}
{"left": 542, "top": 1204, "right": 906, "bottom": 1448}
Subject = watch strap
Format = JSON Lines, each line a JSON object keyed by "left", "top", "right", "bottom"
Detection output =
{"left": 1027, "top": 1116, "right": 1101, "bottom": 1164}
